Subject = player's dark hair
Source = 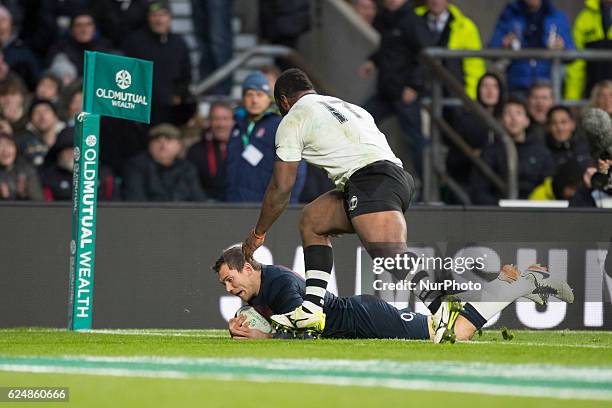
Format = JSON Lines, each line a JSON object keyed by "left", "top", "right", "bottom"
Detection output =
{"left": 546, "top": 105, "right": 574, "bottom": 124}
{"left": 274, "top": 68, "right": 314, "bottom": 102}
{"left": 212, "top": 246, "right": 262, "bottom": 274}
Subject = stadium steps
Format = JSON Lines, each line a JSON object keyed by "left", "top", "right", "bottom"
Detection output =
{"left": 169, "top": 0, "right": 273, "bottom": 106}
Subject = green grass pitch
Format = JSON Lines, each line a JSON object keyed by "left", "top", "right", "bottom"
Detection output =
{"left": 1, "top": 328, "right": 611, "bottom": 407}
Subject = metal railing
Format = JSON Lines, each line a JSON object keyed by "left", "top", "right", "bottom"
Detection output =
{"left": 420, "top": 47, "right": 612, "bottom": 204}
{"left": 189, "top": 44, "right": 336, "bottom": 98}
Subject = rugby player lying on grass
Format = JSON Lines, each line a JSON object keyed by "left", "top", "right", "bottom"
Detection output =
{"left": 214, "top": 246, "right": 574, "bottom": 341}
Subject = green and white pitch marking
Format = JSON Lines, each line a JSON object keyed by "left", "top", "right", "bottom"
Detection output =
{"left": 1, "top": 355, "right": 611, "bottom": 401}
{"left": 2, "top": 329, "right": 611, "bottom": 406}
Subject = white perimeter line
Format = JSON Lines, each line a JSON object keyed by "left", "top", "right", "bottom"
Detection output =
{"left": 1, "top": 364, "right": 611, "bottom": 402}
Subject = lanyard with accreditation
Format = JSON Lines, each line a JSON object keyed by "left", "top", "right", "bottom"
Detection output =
{"left": 241, "top": 119, "right": 264, "bottom": 166}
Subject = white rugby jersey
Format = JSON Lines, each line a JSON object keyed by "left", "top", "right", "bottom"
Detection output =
{"left": 275, "top": 94, "right": 402, "bottom": 190}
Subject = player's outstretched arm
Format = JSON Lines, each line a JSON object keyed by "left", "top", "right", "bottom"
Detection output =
{"left": 242, "top": 160, "right": 300, "bottom": 260}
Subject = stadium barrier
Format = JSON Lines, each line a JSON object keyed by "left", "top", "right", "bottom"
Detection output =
{"left": 1, "top": 203, "right": 610, "bottom": 330}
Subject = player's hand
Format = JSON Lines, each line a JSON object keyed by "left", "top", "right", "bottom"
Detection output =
{"left": 401, "top": 87, "right": 418, "bottom": 104}
{"left": 359, "top": 60, "right": 375, "bottom": 79}
{"left": 242, "top": 228, "right": 265, "bottom": 262}
{"left": 229, "top": 315, "right": 272, "bottom": 339}
{"left": 228, "top": 314, "right": 251, "bottom": 338}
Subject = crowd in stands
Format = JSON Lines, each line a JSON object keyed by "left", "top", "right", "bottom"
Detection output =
{"left": 354, "top": 0, "right": 612, "bottom": 206}
{"left": 0, "top": 0, "right": 610, "bottom": 207}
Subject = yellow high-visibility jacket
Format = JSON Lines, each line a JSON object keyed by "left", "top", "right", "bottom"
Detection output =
{"left": 529, "top": 177, "right": 556, "bottom": 200}
{"left": 565, "top": 0, "right": 612, "bottom": 100}
{"left": 415, "top": 4, "right": 486, "bottom": 100}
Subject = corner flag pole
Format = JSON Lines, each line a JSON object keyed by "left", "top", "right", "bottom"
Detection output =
{"left": 67, "top": 51, "right": 152, "bottom": 330}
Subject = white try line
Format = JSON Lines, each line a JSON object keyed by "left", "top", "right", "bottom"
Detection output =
{"left": 88, "top": 330, "right": 227, "bottom": 338}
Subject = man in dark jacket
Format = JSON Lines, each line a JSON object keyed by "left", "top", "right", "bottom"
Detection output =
{"left": 186, "top": 100, "right": 234, "bottom": 200}
{"left": 91, "top": 0, "right": 149, "bottom": 48}
{"left": 47, "top": 10, "right": 113, "bottom": 77}
{"left": 122, "top": 0, "right": 192, "bottom": 125}
{"left": 225, "top": 71, "right": 305, "bottom": 202}
{"left": 359, "top": 0, "right": 432, "bottom": 176}
{"left": 470, "top": 97, "right": 554, "bottom": 204}
{"left": 123, "top": 123, "right": 206, "bottom": 202}
{"left": 259, "top": 0, "right": 310, "bottom": 49}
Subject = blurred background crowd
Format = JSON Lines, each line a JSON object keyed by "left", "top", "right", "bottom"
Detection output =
{"left": 0, "top": 0, "right": 610, "bottom": 207}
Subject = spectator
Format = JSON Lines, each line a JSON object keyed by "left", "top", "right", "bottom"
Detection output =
{"left": 41, "top": 127, "right": 115, "bottom": 201}
{"left": 0, "top": 6, "right": 40, "bottom": 90}
{"left": 0, "top": 73, "right": 29, "bottom": 134}
{"left": 6, "top": 1, "right": 58, "bottom": 64}
{"left": 529, "top": 159, "right": 584, "bottom": 201}
{"left": 191, "top": 0, "right": 234, "bottom": 95}
{"left": 47, "top": 10, "right": 113, "bottom": 77}
{"left": 546, "top": 105, "right": 590, "bottom": 169}
{"left": 259, "top": 0, "right": 310, "bottom": 48}
{"left": 414, "top": 0, "right": 486, "bottom": 99}
{"left": 122, "top": 0, "right": 192, "bottom": 125}
{"left": 259, "top": 0, "right": 310, "bottom": 69}
{"left": 16, "top": 99, "right": 65, "bottom": 168}
{"left": 186, "top": 101, "right": 234, "bottom": 200}
{"left": 90, "top": 0, "right": 149, "bottom": 48}
{"left": 123, "top": 123, "right": 206, "bottom": 202}
{"left": 225, "top": 71, "right": 305, "bottom": 202}
{"left": 446, "top": 72, "right": 506, "bottom": 193}
{"left": 350, "top": 0, "right": 378, "bottom": 25}
{"left": 490, "top": 0, "right": 574, "bottom": 95}
{"left": 470, "top": 97, "right": 554, "bottom": 204}
{"left": 565, "top": 0, "right": 612, "bottom": 101}
{"left": 589, "top": 79, "right": 612, "bottom": 114}
{"left": 526, "top": 81, "right": 554, "bottom": 142}
{"left": 58, "top": 79, "right": 82, "bottom": 125}
{"left": 360, "top": 0, "right": 431, "bottom": 177}
{"left": 261, "top": 64, "right": 281, "bottom": 95}
{"left": 0, "top": 132, "right": 43, "bottom": 200}
{"left": 35, "top": 72, "right": 62, "bottom": 103}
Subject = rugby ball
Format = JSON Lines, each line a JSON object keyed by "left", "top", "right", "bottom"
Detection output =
{"left": 235, "top": 306, "right": 275, "bottom": 334}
